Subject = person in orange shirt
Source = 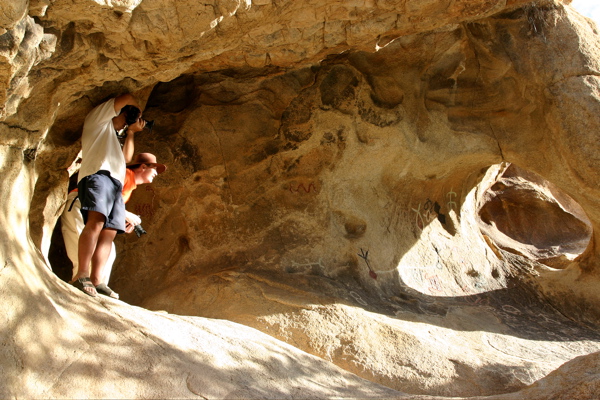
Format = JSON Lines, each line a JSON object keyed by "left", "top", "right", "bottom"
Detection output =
{"left": 61, "top": 153, "right": 166, "bottom": 299}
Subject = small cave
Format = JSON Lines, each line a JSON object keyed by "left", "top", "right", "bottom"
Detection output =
{"left": 478, "top": 163, "right": 592, "bottom": 268}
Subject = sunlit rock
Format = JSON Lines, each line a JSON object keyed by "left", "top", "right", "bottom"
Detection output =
{"left": 3, "top": 0, "right": 600, "bottom": 398}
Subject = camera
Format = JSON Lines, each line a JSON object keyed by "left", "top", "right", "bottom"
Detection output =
{"left": 145, "top": 119, "right": 155, "bottom": 132}
{"left": 134, "top": 224, "right": 147, "bottom": 238}
{"left": 115, "top": 119, "right": 155, "bottom": 139}
{"left": 122, "top": 105, "right": 155, "bottom": 133}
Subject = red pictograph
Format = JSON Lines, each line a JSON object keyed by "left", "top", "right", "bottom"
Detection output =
{"left": 289, "top": 182, "right": 317, "bottom": 194}
{"left": 134, "top": 203, "right": 154, "bottom": 218}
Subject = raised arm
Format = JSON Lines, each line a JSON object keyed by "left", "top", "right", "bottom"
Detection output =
{"left": 113, "top": 93, "right": 140, "bottom": 113}
{"left": 114, "top": 93, "right": 145, "bottom": 163}
{"left": 122, "top": 129, "right": 135, "bottom": 163}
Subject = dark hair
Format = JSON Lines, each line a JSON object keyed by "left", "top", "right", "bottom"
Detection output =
{"left": 121, "top": 105, "right": 141, "bottom": 125}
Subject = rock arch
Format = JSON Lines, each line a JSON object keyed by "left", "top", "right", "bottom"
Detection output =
{"left": 3, "top": 1, "right": 600, "bottom": 398}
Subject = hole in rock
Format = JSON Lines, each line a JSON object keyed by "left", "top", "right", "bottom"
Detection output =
{"left": 478, "top": 163, "right": 592, "bottom": 269}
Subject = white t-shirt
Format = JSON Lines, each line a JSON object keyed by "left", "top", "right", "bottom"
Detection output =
{"left": 78, "top": 98, "right": 126, "bottom": 185}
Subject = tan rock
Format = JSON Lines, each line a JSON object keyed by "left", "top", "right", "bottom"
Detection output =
{"left": 2, "top": 0, "right": 600, "bottom": 398}
{"left": 0, "top": 0, "right": 28, "bottom": 32}
{"left": 478, "top": 163, "right": 592, "bottom": 267}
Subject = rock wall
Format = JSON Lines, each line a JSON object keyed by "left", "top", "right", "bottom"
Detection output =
{"left": 3, "top": 0, "right": 600, "bottom": 398}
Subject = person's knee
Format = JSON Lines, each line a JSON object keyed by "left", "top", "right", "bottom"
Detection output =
{"left": 98, "top": 228, "right": 117, "bottom": 243}
{"left": 84, "top": 211, "right": 106, "bottom": 232}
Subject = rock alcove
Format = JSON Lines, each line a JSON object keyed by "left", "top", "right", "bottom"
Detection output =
{"left": 4, "top": 0, "right": 600, "bottom": 399}
{"left": 478, "top": 163, "right": 593, "bottom": 269}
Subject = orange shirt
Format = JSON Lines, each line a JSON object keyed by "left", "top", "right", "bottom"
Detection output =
{"left": 122, "top": 168, "right": 137, "bottom": 204}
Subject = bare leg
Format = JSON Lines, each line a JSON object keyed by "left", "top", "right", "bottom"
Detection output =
{"left": 102, "top": 243, "right": 117, "bottom": 285}
{"left": 90, "top": 228, "right": 117, "bottom": 286}
{"left": 75, "top": 211, "right": 106, "bottom": 296}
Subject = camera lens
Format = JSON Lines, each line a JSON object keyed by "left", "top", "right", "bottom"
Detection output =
{"left": 145, "top": 120, "right": 155, "bottom": 132}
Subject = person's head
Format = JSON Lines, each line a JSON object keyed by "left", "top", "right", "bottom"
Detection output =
{"left": 121, "top": 105, "right": 141, "bottom": 125}
{"left": 113, "top": 105, "right": 142, "bottom": 132}
{"left": 126, "top": 153, "right": 166, "bottom": 185}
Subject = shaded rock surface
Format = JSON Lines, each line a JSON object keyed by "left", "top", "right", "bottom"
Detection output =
{"left": 3, "top": 0, "right": 600, "bottom": 398}
{"left": 479, "top": 163, "right": 592, "bottom": 267}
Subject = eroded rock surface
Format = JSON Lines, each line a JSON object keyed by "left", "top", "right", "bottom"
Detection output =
{"left": 479, "top": 163, "right": 592, "bottom": 267}
{"left": 3, "top": 0, "right": 600, "bottom": 398}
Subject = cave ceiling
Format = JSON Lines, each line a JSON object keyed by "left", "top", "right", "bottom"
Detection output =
{"left": 3, "top": 0, "right": 600, "bottom": 399}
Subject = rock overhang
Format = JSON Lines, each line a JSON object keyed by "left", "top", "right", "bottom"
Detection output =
{"left": 4, "top": 0, "right": 600, "bottom": 398}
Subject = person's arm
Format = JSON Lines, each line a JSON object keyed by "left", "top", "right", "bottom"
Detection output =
{"left": 122, "top": 129, "right": 136, "bottom": 163}
{"left": 115, "top": 93, "right": 146, "bottom": 162}
{"left": 121, "top": 119, "right": 145, "bottom": 162}
{"left": 113, "top": 93, "right": 140, "bottom": 113}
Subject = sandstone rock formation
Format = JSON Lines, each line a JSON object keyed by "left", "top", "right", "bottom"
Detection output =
{"left": 479, "top": 163, "right": 592, "bottom": 268}
{"left": 3, "top": 0, "right": 600, "bottom": 398}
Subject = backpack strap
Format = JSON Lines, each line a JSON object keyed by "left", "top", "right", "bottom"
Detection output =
{"left": 67, "top": 195, "right": 79, "bottom": 212}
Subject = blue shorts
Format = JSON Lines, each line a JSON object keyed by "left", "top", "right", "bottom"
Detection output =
{"left": 78, "top": 171, "right": 126, "bottom": 234}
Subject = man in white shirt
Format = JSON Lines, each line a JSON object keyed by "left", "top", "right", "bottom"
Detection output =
{"left": 72, "top": 93, "right": 146, "bottom": 298}
{"left": 62, "top": 153, "right": 166, "bottom": 299}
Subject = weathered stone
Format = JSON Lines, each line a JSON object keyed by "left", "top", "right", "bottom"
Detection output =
{"left": 478, "top": 163, "right": 592, "bottom": 268}
{"left": 0, "top": 0, "right": 28, "bottom": 33}
{"left": 3, "top": 0, "right": 600, "bottom": 398}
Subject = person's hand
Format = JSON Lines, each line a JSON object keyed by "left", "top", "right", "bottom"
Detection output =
{"left": 127, "top": 117, "right": 146, "bottom": 134}
{"left": 125, "top": 211, "right": 141, "bottom": 234}
{"left": 125, "top": 221, "right": 136, "bottom": 234}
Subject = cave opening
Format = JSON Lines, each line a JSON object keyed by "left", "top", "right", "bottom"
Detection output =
{"left": 477, "top": 163, "right": 592, "bottom": 269}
